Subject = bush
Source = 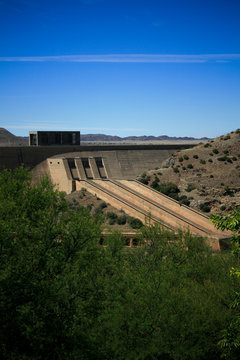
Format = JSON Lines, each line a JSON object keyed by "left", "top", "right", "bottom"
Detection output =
{"left": 218, "top": 156, "right": 228, "bottom": 162}
{"left": 173, "top": 167, "right": 179, "bottom": 173}
{"left": 117, "top": 215, "right": 127, "bottom": 225}
{"left": 106, "top": 212, "right": 118, "bottom": 220}
{"left": 99, "top": 201, "right": 107, "bottom": 209}
{"left": 209, "top": 153, "right": 213, "bottom": 156}
{"left": 127, "top": 217, "right": 143, "bottom": 229}
{"left": 232, "top": 156, "right": 237, "bottom": 161}
{"left": 139, "top": 177, "right": 149, "bottom": 185}
{"left": 200, "top": 203, "right": 211, "bottom": 213}
{"left": 179, "top": 157, "right": 183, "bottom": 162}
{"left": 200, "top": 159, "right": 206, "bottom": 164}
{"left": 213, "top": 149, "right": 219, "bottom": 154}
{"left": 157, "top": 182, "right": 180, "bottom": 197}
{"left": 224, "top": 135, "right": 231, "bottom": 140}
{"left": 208, "top": 158, "right": 213, "bottom": 163}
{"left": 186, "top": 183, "right": 196, "bottom": 192}
{"left": 179, "top": 195, "right": 190, "bottom": 206}
{"left": 210, "top": 175, "right": 214, "bottom": 178}
{"left": 151, "top": 179, "right": 160, "bottom": 190}
{"left": 183, "top": 155, "right": 189, "bottom": 160}
{"left": 193, "top": 155, "right": 199, "bottom": 159}
{"left": 187, "top": 164, "right": 194, "bottom": 169}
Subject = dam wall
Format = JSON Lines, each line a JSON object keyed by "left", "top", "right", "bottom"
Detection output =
{"left": 0, "top": 144, "right": 194, "bottom": 178}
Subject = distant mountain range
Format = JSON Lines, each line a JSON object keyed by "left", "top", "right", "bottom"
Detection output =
{"left": 81, "top": 134, "right": 209, "bottom": 142}
{"left": 0, "top": 128, "right": 209, "bottom": 146}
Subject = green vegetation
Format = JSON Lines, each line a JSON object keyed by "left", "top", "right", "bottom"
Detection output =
{"left": 139, "top": 173, "right": 151, "bottom": 185}
{"left": 127, "top": 216, "right": 143, "bottom": 229}
{"left": 1, "top": 167, "right": 240, "bottom": 360}
{"left": 223, "top": 135, "right": 231, "bottom": 140}
{"left": 117, "top": 215, "right": 127, "bottom": 225}
{"left": 193, "top": 154, "right": 199, "bottom": 159}
{"left": 199, "top": 202, "right": 211, "bottom": 213}
{"left": 213, "top": 148, "right": 219, "bottom": 154}
{"left": 187, "top": 163, "right": 194, "bottom": 169}
{"left": 186, "top": 183, "right": 196, "bottom": 192}
{"left": 211, "top": 207, "right": 240, "bottom": 359}
{"left": 204, "top": 143, "right": 211, "bottom": 148}
{"left": 150, "top": 181, "right": 191, "bottom": 206}
{"left": 200, "top": 159, "right": 206, "bottom": 164}
{"left": 183, "top": 154, "right": 189, "bottom": 160}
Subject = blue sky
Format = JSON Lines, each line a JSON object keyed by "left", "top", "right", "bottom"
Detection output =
{"left": 0, "top": 0, "right": 240, "bottom": 138}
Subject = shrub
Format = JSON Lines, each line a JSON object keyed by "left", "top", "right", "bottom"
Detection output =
{"left": 213, "top": 149, "right": 219, "bottom": 154}
{"left": 204, "top": 143, "right": 211, "bottom": 148}
{"left": 186, "top": 183, "right": 196, "bottom": 192}
{"left": 157, "top": 182, "right": 180, "bottom": 196}
{"left": 217, "top": 156, "right": 228, "bottom": 162}
{"left": 179, "top": 195, "right": 190, "bottom": 206}
{"left": 220, "top": 205, "right": 226, "bottom": 211}
{"left": 106, "top": 212, "right": 118, "bottom": 220}
{"left": 183, "top": 155, "right": 189, "bottom": 160}
{"left": 224, "top": 135, "right": 231, "bottom": 140}
{"left": 109, "top": 218, "right": 117, "bottom": 225}
{"left": 99, "top": 201, "right": 107, "bottom": 209}
{"left": 117, "top": 215, "right": 127, "bottom": 225}
{"left": 193, "top": 155, "right": 199, "bottom": 159}
{"left": 179, "top": 157, "right": 183, "bottom": 162}
{"left": 187, "top": 164, "right": 194, "bottom": 169}
{"left": 223, "top": 150, "right": 229, "bottom": 155}
{"left": 140, "top": 177, "right": 149, "bottom": 185}
{"left": 210, "top": 175, "right": 214, "bottom": 178}
{"left": 127, "top": 217, "right": 143, "bottom": 229}
{"left": 200, "top": 159, "right": 206, "bottom": 164}
{"left": 199, "top": 203, "right": 211, "bottom": 213}
{"left": 182, "top": 166, "right": 186, "bottom": 170}
{"left": 173, "top": 167, "right": 179, "bottom": 173}
{"left": 208, "top": 159, "right": 213, "bottom": 163}
{"left": 209, "top": 153, "right": 213, "bottom": 156}
{"left": 232, "top": 156, "right": 237, "bottom": 161}
{"left": 151, "top": 179, "right": 160, "bottom": 190}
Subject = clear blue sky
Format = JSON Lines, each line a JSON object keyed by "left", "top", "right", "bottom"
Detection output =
{"left": 0, "top": 0, "right": 240, "bottom": 138}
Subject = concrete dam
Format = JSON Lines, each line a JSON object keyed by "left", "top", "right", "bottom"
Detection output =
{"left": 0, "top": 143, "right": 230, "bottom": 249}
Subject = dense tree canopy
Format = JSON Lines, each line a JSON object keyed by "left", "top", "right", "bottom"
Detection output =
{"left": 0, "top": 167, "right": 239, "bottom": 359}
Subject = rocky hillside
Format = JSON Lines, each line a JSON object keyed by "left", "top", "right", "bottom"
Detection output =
{"left": 0, "top": 128, "right": 28, "bottom": 146}
{"left": 137, "top": 129, "right": 240, "bottom": 215}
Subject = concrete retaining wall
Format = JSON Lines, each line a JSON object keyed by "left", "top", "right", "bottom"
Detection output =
{"left": 0, "top": 144, "right": 193, "bottom": 179}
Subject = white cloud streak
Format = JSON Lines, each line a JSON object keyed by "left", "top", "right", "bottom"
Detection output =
{"left": 1, "top": 54, "right": 240, "bottom": 63}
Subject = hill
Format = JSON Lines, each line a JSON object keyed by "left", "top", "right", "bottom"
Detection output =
{"left": 81, "top": 133, "right": 209, "bottom": 142}
{"left": 137, "top": 129, "right": 240, "bottom": 215}
{"left": 0, "top": 128, "right": 28, "bottom": 146}
{"left": 0, "top": 128, "right": 208, "bottom": 146}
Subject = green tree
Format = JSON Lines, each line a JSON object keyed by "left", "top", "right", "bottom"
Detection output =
{"left": 211, "top": 208, "right": 240, "bottom": 359}
{"left": 0, "top": 167, "right": 104, "bottom": 359}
